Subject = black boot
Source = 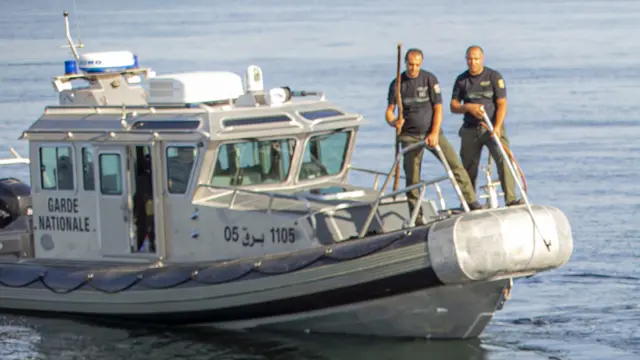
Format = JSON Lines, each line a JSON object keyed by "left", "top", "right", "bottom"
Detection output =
{"left": 507, "top": 199, "right": 525, "bottom": 207}
{"left": 468, "top": 201, "right": 487, "bottom": 211}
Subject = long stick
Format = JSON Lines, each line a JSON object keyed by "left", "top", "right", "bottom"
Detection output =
{"left": 393, "top": 43, "right": 403, "bottom": 191}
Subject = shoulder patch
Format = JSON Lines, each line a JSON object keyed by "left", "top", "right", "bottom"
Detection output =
{"left": 433, "top": 83, "right": 441, "bottom": 94}
{"left": 498, "top": 78, "right": 505, "bottom": 89}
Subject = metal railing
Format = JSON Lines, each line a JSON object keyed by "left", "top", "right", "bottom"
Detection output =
{"left": 0, "top": 148, "right": 29, "bottom": 166}
{"left": 197, "top": 183, "right": 359, "bottom": 242}
{"left": 480, "top": 107, "right": 552, "bottom": 251}
{"left": 357, "top": 141, "right": 470, "bottom": 238}
{"left": 347, "top": 167, "right": 448, "bottom": 210}
{"left": 290, "top": 174, "right": 450, "bottom": 241}
{"left": 198, "top": 141, "right": 474, "bottom": 241}
{"left": 357, "top": 175, "right": 449, "bottom": 238}
{"left": 197, "top": 184, "right": 315, "bottom": 215}
{"left": 347, "top": 141, "right": 471, "bottom": 213}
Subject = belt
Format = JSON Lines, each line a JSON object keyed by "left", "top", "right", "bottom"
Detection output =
{"left": 462, "top": 122, "right": 483, "bottom": 129}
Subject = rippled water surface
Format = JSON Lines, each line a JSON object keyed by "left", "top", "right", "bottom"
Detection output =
{"left": 0, "top": 0, "right": 638, "bottom": 359}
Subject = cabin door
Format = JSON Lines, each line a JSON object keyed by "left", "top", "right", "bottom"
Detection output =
{"left": 96, "top": 145, "right": 134, "bottom": 255}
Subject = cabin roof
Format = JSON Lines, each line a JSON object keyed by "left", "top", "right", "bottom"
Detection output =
{"left": 21, "top": 99, "right": 365, "bottom": 142}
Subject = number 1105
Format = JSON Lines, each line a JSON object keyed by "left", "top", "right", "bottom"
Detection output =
{"left": 271, "top": 227, "right": 295, "bottom": 243}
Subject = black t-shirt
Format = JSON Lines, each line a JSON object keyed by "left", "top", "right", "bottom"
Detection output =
{"left": 451, "top": 67, "right": 506, "bottom": 126}
{"left": 387, "top": 70, "right": 442, "bottom": 136}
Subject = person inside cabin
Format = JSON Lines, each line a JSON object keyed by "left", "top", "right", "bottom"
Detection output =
{"left": 133, "top": 156, "right": 155, "bottom": 252}
{"left": 264, "top": 141, "right": 284, "bottom": 182}
{"left": 83, "top": 154, "right": 95, "bottom": 190}
{"left": 167, "top": 147, "right": 195, "bottom": 194}
{"left": 56, "top": 155, "right": 74, "bottom": 190}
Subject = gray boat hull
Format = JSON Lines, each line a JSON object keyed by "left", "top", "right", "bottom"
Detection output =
{"left": 211, "top": 278, "right": 511, "bottom": 339}
{"left": 0, "top": 226, "right": 512, "bottom": 339}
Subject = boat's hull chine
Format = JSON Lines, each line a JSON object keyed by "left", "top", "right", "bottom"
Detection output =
{"left": 210, "top": 278, "right": 511, "bottom": 339}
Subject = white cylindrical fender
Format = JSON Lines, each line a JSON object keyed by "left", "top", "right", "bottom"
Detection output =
{"left": 427, "top": 205, "right": 573, "bottom": 285}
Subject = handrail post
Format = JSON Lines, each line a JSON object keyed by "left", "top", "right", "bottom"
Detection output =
{"left": 358, "top": 197, "right": 383, "bottom": 238}
{"left": 480, "top": 167, "right": 501, "bottom": 209}
{"left": 433, "top": 145, "right": 470, "bottom": 212}
{"left": 378, "top": 159, "right": 400, "bottom": 196}
{"left": 266, "top": 194, "right": 274, "bottom": 214}
{"left": 433, "top": 183, "right": 446, "bottom": 210}
{"left": 387, "top": 141, "right": 424, "bottom": 193}
{"left": 359, "top": 141, "right": 425, "bottom": 237}
{"left": 406, "top": 183, "right": 428, "bottom": 227}
{"left": 229, "top": 188, "right": 239, "bottom": 209}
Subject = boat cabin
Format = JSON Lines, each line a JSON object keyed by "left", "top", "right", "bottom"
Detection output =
{"left": 1, "top": 50, "right": 452, "bottom": 264}
{"left": 2, "top": 53, "right": 379, "bottom": 263}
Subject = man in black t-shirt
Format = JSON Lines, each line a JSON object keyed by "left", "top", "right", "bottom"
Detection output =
{"left": 450, "top": 45, "right": 524, "bottom": 207}
{"left": 386, "top": 49, "right": 484, "bottom": 224}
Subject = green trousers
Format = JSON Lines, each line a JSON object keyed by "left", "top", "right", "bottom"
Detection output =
{"left": 458, "top": 125, "right": 517, "bottom": 203}
{"left": 399, "top": 133, "right": 477, "bottom": 215}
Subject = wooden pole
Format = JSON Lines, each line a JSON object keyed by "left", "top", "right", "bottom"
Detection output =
{"left": 393, "top": 43, "right": 403, "bottom": 191}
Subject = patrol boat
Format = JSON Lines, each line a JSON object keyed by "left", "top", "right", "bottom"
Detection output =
{"left": 0, "top": 12, "right": 573, "bottom": 339}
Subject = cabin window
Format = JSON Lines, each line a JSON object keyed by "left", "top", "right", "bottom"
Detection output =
{"left": 82, "top": 147, "right": 95, "bottom": 191}
{"left": 299, "top": 109, "right": 344, "bottom": 120}
{"left": 39, "top": 146, "right": 74, "bottom": 190}
{"left": 222, "top": 115, "right": 291, "bottom": 127}
{"left": 166, "top": 146, "right": 197, "bottom": 194}
{"left": 298, "top": 131, "right": 351, "bottom": 181}
{"left": 99, "top": 153, "right": 122, "bottom": 195}
{"left": 210, "top": 138, "right": 295, "bottom": 186}
{"left": 131, "top": 120, "right": 200, "bottom": 130}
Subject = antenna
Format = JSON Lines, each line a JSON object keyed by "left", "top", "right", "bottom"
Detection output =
{"left": 71, "top": 0, "right": 84, "bottom": 47}
{"left": 62, "top": 11, "right": 84, "bottom": 61}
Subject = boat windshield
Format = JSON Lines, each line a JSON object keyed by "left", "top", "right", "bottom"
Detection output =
{"left": 298, "top": 130, "right": 351, "bottom": 181}
{"left": 210, "top": 138, "right": 296, "bottom": 186}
